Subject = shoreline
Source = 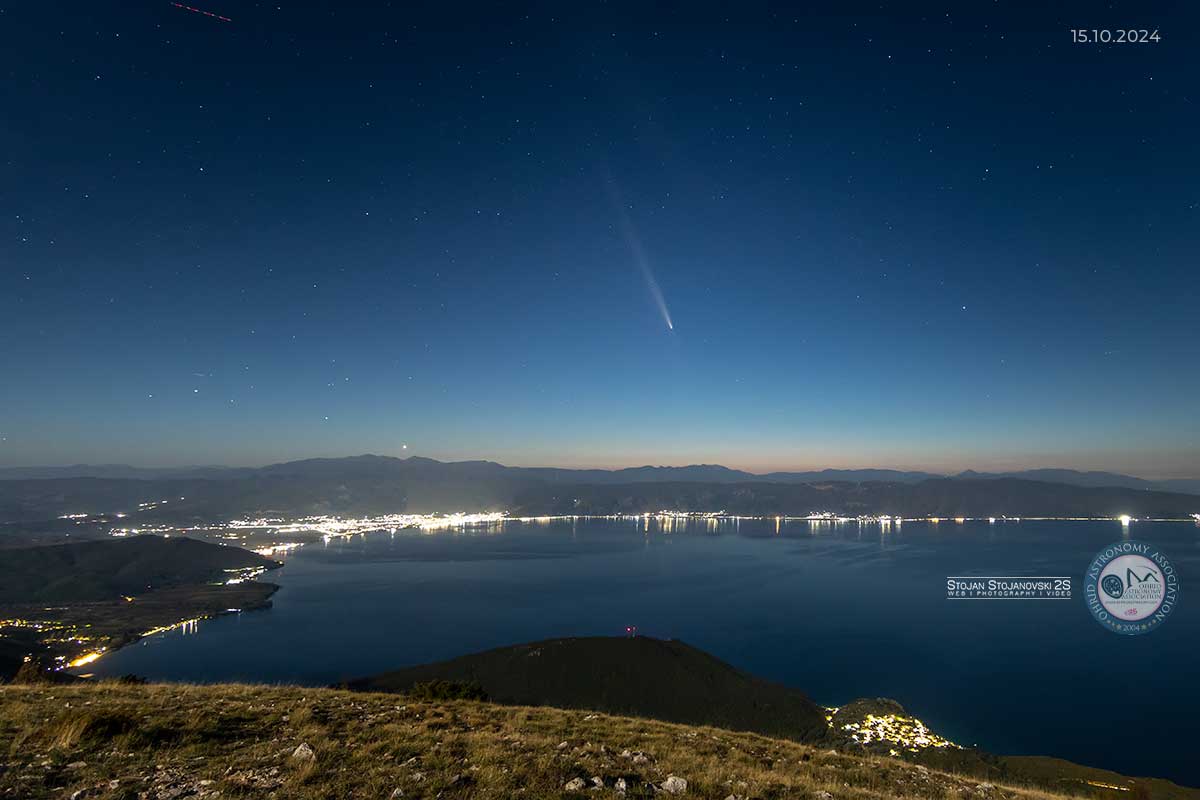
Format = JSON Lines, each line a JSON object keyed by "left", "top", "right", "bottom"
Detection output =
{"left": 67, "top": 582, "right": 280, "bottom": 675}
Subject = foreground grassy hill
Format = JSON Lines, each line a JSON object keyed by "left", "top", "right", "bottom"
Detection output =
{"left": 0, "top": 682, "right": 1110, "bottom": 800}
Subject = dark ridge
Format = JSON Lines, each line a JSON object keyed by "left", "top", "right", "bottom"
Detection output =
{"left": 509, "top": 477, "right": 1200, "bottom": 518}
{"left": 0, "top": 535, "right": 280, "bottom": 603}
{"left": 346, "top": 636, "right": 831, "bottom": 743}
{"left": 1, "top": 455, "right": 1196, "bottom": 493}
{"left": 2, "top": 459, "right": 1199, "bottom": 525}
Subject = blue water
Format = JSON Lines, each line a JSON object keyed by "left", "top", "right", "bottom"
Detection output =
{"left": 92, "top": 518, "right": 1200, "bottom": 785}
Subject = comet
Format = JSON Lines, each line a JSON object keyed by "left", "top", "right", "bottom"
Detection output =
{"left": 170, "top": 2, "right": 231, "bottom": 22}
{"left": 605, "top": 177, "right": 674, "bottom": 332}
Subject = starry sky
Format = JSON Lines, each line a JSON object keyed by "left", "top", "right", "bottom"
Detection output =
{"left": 2, "top": 2, "right": 1198, "bottom": 476}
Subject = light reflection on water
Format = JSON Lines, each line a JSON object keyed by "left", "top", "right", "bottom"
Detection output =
{"left": 94, "top": 517, "right": 1200, "bottom": 785}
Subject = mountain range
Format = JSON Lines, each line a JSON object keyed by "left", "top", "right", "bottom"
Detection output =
{"left": 2, "top": 455, "right": 1197, "bottom": 493}
{"left": 1, "top": 455, "right": 1198, "bottom": 524}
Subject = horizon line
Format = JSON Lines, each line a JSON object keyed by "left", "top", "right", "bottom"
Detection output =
{"left": 0, "top": 454, "right": 1197, "bottom": 482}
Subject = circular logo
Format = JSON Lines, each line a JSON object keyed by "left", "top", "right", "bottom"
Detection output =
{"left": 1085, "top": 541, "right": 1180, "bottom": 635}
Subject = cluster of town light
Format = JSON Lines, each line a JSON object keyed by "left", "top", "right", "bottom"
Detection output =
{"left": 66, "top": 650, "right": 105, "bottom": 668}
{"left": 222, "top": 565, "right": 270, "bottom": 584}
{"left": 82, "top": 505, "right": 1193, "bottom": 548}
{"left": 94, "top": 508, "right": 1190, "bottom": 559}
{"left": 140, "top": 617, "right": 203, "bottom": 637}
{"left": 222, "top": 511, "right": 510, "bottom": 541}
{"left": 0, "top": 617, "right": 65, "bottom": 631}
{"left": 252, "top": 541, "right": 305, "bottom": 557}
{"left": 63, "top": 617, "right": 206, "bottom": 670}
{"left": 830, "top": 709, "right": 961, "bottom": 752}
{"left": 0, "top": 618, "right": 98, "bottom": 649}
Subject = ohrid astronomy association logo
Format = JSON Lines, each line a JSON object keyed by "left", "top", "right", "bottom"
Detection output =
{"left": 1085, "top": 541, "right": 1180, "bottom": 635}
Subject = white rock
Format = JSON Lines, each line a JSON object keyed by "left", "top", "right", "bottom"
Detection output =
{"left": 615, "top": 778, "right": 627, "bottom": 793}
{"left": 661, "top": 776, "right": 687, "bottom": 794}
{"left": 565, "top": 777, "right": 588, "bottom": 791}
{"left": 291, "top": 743, "right": 315, "bottom": 762}
{"left": 591, "top": 776, "right": 605, "bottom": 788}
{"left": 390, "top": 790, "right": 404, "bottom": 798}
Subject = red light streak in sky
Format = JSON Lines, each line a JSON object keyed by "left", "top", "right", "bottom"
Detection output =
{"left": 170, "top": 2, "right": 231, "bottom": 23}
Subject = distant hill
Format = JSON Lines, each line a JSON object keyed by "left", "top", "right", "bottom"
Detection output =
{"left": 347, "top": 636, "right": 830, "bottom": 743}
{"left": 510, "top": 477, "right": 1200, "bottom": 518}
{"left": 957, "top": 468, "right": 1200, "bottom": 495}
{"left": 0, "top": 456, "right": 1198, "bottom": 524}
{"left": 518, "top": 464, "right": 946, "bottom": 484}
{"left": 0, "top": 464, "right": 251, "bottom": 481}
{"left": 763, "top": 467, "right": 944, "bottom": 483}
{"left": 0, "top": 535, "right": 279, "bottom": 603}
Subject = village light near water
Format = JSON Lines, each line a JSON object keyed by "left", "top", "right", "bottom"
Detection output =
{"left": 67, "top": 650, "right": 105, "bottom": 668}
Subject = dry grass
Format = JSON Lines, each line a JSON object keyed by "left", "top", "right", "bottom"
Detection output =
{"left": 0, "top": 682, "right": 1092, "bottom": 800}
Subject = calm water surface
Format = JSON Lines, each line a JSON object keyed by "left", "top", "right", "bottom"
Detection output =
{"left": 93, "top": 518, "right": 1200, "bottom": 784}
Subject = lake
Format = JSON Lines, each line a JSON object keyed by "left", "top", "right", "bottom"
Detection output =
{"left": 92, "top": 517, "right": 1199, "bottom": 785}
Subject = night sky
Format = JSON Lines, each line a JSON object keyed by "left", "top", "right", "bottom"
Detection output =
{"left": 2, "top": 2, "right": 1198, "bottom": 475}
